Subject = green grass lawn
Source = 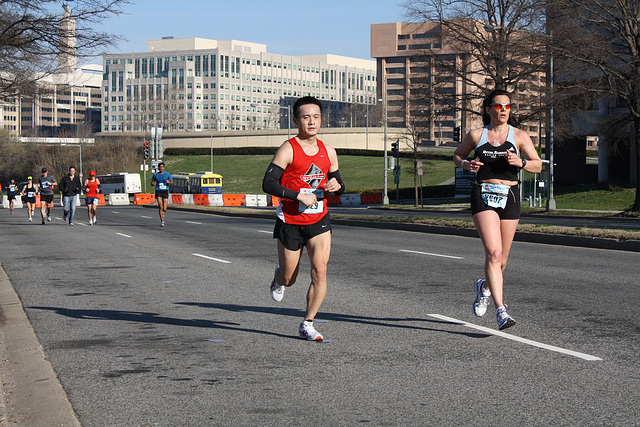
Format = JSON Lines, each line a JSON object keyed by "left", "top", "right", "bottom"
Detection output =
{"left": 159, "top": 154, "right": 456, "bottom": 194}
{"left": 148, "top": 154, "right": 637, "bottom": 212}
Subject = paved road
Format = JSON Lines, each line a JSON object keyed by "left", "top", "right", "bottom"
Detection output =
{"left": 0, "top": 206, "right": 639, "bottom": 426}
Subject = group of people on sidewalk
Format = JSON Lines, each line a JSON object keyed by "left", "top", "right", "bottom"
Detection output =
{"left": 261, "top": 92, "right": 541, "bottom": 341}
{"left": 5, "top": 167, "right": 102, "bottom": 226}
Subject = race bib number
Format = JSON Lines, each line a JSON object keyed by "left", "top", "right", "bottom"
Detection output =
{"left": 481, "top": 183, "right": 510, "bottom": 209}
{"left": 27, "top": 191, "right": 35, "bottom": 197}
{"left": 298, "top": 188, "right": 324, "bottom": 214}
{"left": 158, "top": 182, "right": 167, "bottom": 190}
{"left": 42, "top": 181, "right": 50, "bottom": 189}
{"left": 92, "top": 198, "right": 100, "bottom": 205}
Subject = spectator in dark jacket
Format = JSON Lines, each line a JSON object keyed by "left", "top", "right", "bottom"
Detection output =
{"left": 59, "top": 166, "right": 82, "bottom": 226}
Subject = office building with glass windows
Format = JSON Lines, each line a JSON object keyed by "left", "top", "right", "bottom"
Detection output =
{"left": 102, "top": 37, "right": 377, "bottom": 133}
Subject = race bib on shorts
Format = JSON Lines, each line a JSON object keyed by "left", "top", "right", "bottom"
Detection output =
{"left": 481, "top": 183, "right": 510, "bottom": 209}
{"left": 93, "top": 198, "right": 100, "bottom": 205}
{"left": 298, "top": 188, "right": 324, "bottom": 214}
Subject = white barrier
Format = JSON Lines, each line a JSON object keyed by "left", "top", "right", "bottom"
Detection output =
{"left": 208, "top": 194, "right": 224, "bottom": 206}
{"left": 2, "top": 195, "right": 23, "bottom": 208}
{"left": 108, "top": 194, "right": 130, "bottom": 205}
{"left": 182, "top": 194, "right": 194, "bottom": 205}
{"left": 340, "top": 194, "right": 362, "bottom": 206}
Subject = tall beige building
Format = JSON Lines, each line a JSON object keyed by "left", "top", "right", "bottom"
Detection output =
{"left": 102, "top": 37, "right": 377, "bottom": 133}
{"left": 371, "top": 22, "right": 545, "bottom": 146}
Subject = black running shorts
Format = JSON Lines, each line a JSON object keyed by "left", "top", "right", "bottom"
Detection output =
{"left": 470, "top": 183, "right": 521, "bottom": 220}
{"left": 40, "top": 194, "right": 54, "bottom": 204}
{"left": 155, "top": 190, "right": 169, "bottom": 199}
{"left": 273, "top": 214, "right": 332, "bottom": 251}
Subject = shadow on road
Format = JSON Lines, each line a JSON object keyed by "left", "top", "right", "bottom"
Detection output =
{"left": 30, "top": 303, "right": 492, "bottom": 340}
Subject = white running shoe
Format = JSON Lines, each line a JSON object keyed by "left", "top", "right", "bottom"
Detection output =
{"left": 270, "top": 265, "right": 285, "bottom": 302}
{"left": 28, "top": 218, "right": 32, "bottom": 222}
{"left": 47, "top": 215, "right": 51, "bottom": 222}
{"left": 496, "top": 306, "right": 516, "bottom": 330}
{"left": 299, "top": 320, "right": 323, "bottom": 341}
{"left": 93, "top": 217, "right": 97, "bottom": 224}
{"left": 473, "top": 279, "right": 491, "bottom": 317}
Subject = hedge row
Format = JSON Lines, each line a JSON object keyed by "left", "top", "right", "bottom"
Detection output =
{"left": 164, "top": 146, "right": 453, "bottom": 160}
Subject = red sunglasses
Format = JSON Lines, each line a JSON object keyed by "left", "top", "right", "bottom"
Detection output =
{"left": 490, "top": 103, "right": 512, "bottom": 111}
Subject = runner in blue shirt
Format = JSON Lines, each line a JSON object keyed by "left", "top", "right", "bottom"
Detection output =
{"left": 151, "top": 162, "right": 173, "bottom": 227}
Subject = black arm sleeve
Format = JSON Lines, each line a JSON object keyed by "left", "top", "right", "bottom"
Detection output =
{"left": 327, "top": 169, "right": 345, "bottom": 196}
{"left": 262, "top": 163, "right": 299, "bottom": 201}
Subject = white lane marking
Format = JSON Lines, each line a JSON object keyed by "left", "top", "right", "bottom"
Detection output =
{"left": 141, "top": 215, "right": 153, "bottom": 219}
{"left": 400, "top": 249, "right": 464, "bottom": 260}
{"left": 185, "top": 221, "right": 202, "bottom": 225}
{"left": 77, "top": 222, "right": 88, "bottom": 227}
{"left": 116, "top": 233, "right": 132, "bottom": 238}
{"left": 257, "top": 230, "right": 271, "bottom": 234}
{"left": 192, "top": 253, "right": 231, "bottom": 264}
{"left": 112, "top": 211, "right": 119, "bottom": 214}
{"left": 427, "top": 314, "right": 602, "bottom": 361}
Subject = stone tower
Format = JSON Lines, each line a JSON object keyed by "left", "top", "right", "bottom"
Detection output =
{"left": 59, "top": 4, "right": 77, "bottom": 73}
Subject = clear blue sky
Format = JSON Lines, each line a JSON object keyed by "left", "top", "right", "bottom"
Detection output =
{"left": 91, "top": 0, "right": 405, "bottom": 62}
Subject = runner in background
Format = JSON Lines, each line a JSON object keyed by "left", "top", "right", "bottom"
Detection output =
{"left": 20, "top": 177, "right": 38, "bottom": 222}
{"left": 38, "top": 167, "right": 57, "bottom": 224}
{"left": 6, "top": 179, "right": 18, "bottom": 214}
{"left": 151, "top": 162, "right": 173, "bottom": 227}
{"left": 84, "top": 170, "right": 101, "bottom": 225}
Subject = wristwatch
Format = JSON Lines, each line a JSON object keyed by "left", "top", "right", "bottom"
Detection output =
{"left": 521, "top": 159, "right": 527, "bottom": 169}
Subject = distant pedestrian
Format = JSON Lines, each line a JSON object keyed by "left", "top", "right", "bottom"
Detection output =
{"left": 6, "top": 179, "right": 18, "bottom": 214}
{"left": 38, "top": 167, "right": 57, "bottom": 224}
{"left": 59, "top": 166, "right": 82, "bottom": 226}
{"left": 261, "top": 96, "right": 345, "bottom": 341}
{"left": 151, "top": 162, "right": 173, "bottom": 227}
{"left": 453, "top": 89, "right": 542, "bottom": 330}
{"left": 84, "top": 170, "right": 101, "bottom": 225}
{"left": 20, "top": 177, "right": 38, "bottom": 222}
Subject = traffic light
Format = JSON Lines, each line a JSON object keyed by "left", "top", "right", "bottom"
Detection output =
{"left": 453, "top": 126, "right": 461, "bottom": 143}
{"left": 143, "top": 141, "right": 149, "bottom": 159}
{"left": 391, "top": 140, "right": 399, "bottom": 158}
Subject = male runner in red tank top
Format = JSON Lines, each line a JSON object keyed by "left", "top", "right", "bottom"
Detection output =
{"left": 262, "top": 96, "right": 345, "bottom": 341}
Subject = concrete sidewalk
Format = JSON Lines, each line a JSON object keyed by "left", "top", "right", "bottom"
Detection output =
{"left": 0, "top": 265, "right": 80, "bottom": 427}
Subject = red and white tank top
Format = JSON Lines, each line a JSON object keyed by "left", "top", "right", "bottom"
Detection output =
{"left": 276, "top": 137, "right": 331, "bottom": 225}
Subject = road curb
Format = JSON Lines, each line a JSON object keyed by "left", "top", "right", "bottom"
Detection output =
{"left": 166, "top": 206, "right": 640, "bottom": 253}
{"left": 0, "top": 265, "right": 81, "bottom": 427}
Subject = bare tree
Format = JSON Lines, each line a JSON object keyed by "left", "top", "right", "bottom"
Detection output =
{"left": 401, "top": 0, "right": 549, "bottom": 123}
{"left": 399, "top": 115, "right": 431, "bottom": 206}
{"left": 550, "top": 0, "right": 640, "bottom": 210}
{"left": 0, "top": 0, "right": 128, "bottom": 101}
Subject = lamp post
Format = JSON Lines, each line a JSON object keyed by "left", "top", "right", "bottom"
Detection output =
{"left": 251, "top": 103, "right": 291, "bottom": 140}
{"left": 365, "top": 102, "right": 369, "bottom": 150}
{"left": 381, "top": 81, "right": 389, "bottom": 204}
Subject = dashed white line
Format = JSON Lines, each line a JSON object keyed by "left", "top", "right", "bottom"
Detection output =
{"left": 427, "top": 314, "right": 602, "bottom": 361}
{"left": 141, "top": 215, "right": 153, "bottom": 219}
{"left": 192, "top": 253, "right": 231, "bottom": 264}
{"left": 116, "top": 233, "right": 132, "bottom": 238}
{"left": 257, "top": 230, "right": 272, "bottom": 234}
{"left": 185, "top": 221, "right": 202, "bottom": 225}
{"left": 400, "top": 249, "right": 464, "bottom": 260}
{"left": 112, "top": 211, "right": 119, "bottom": 214}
